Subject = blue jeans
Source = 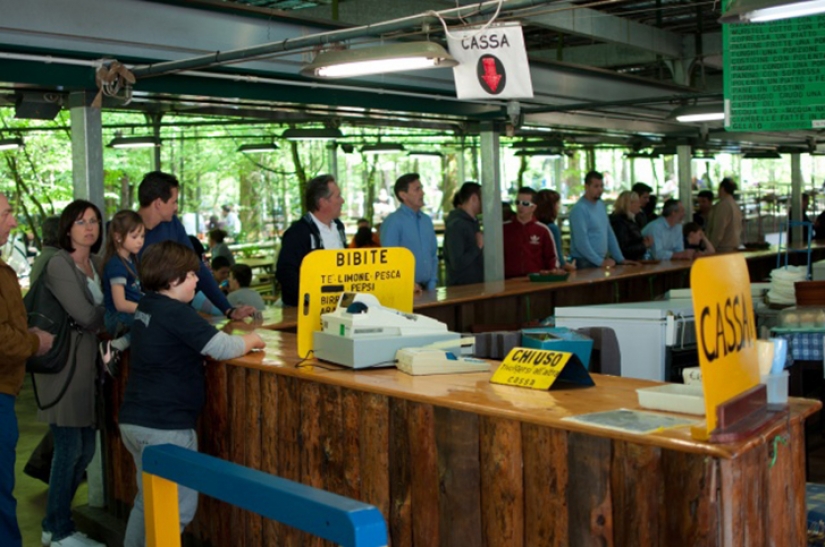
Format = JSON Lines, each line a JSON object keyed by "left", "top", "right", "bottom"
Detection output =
{"left": 120, "top": 424, "right": 198, "bottom": 547}
{"left": 42, "top": 425, "right": 96, "bottom": 541}
{"left": 0, "top": 394, "right": 21, "bottom": 547}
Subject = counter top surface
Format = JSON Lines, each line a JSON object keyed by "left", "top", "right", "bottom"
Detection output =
{"left": 224, "top": 330, "right": 821, "bottom": 460}
{"left": 230, "top": 246, "right": 808, "bottom": 330}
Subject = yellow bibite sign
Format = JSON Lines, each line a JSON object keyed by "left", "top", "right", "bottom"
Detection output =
{"left": 691, "top": 254, "right": 760, "bottom": 439}
{"left": 490, "top": 347, "right": 594, "bottom": 390}
{"left": 297, "top": 247, "right": 415, "bottom": 358}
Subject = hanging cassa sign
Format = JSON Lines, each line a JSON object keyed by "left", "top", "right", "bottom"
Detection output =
{"left": 446, "top": 23, "right": 533, "bottom": 100}
{"left": 296, "top": 247, "right": 415, "bottom": 358}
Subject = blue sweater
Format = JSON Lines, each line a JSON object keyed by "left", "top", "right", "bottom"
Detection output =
{"left": 380, "top": 204, "right": 438, "bottom": 290}
{"left": 569, "top": 198, "right": 625, "bottom": 266}
{"left": 140, "top": 215, "right": 231, "bottom": 313}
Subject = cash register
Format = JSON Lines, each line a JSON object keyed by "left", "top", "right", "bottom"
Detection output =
{"left": 312, "top": 292, "right": 460, "bottom": 368}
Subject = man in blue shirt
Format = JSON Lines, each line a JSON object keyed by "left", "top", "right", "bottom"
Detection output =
{"left": 642, "top": 198, "right": 696, "bottom": 261}
{"left": 569, "top": 171, "right": 636, "bottom": 269}
{"left": 380, "top": 173, "right": 438, "bottom": 291}
{"left": 136, "top": 171, "right": 254, "bottom": 320}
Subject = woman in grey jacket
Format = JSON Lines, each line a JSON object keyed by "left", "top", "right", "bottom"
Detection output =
{"left": 34, "top": 200, "right": 105, "bottom": 547}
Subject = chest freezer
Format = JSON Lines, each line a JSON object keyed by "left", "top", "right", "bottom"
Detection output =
{"left": 555, "top": 300, "right": 696, "bottom": 381}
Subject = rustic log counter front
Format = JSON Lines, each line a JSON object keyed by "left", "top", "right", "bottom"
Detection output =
{"left": 102, "top": 330, "right": 820, "bottom": 547}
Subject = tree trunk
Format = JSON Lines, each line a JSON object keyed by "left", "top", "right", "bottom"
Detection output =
{"left": 239, "top": 169, "right": 261, "bottom": 241}
{"left": 363, "top": 154, "right": 377, "bottom": 225}
{"left": 441, "top": 153, "right": 458, "bottom": 217}
{"left": 517, "top": 155, "right": 528, "bottom": 187}
{"left": 290, "top": 141, "right": 308, "bottom": 216}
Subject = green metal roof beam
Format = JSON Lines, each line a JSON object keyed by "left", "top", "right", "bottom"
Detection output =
{"left": 131, "top": 0, "right": 552, "bottom": 78}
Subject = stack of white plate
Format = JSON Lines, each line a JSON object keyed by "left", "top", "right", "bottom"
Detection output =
{"left": 767, "top": 266, "right": 807, "bottom": 305}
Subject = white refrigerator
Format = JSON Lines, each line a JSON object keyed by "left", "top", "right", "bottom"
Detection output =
{"left": 554, "top": 299, "right": 697, "bottom": 381}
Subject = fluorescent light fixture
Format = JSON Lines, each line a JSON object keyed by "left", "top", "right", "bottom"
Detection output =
{"left": 108, "top": 136, "right": 160, "bottom": 149}
{"left": 281, "top": 128, "right": 343, "bottom": 140}
{"left": 0, "top": 138, "right": 24, "bottom": 151}
{"left": 720, "top": 0, "right": 825, "bottom": 22}
{"left": 407, "top": 151, "right": 443, "bottom": 158}
{"left": 669, "top": 104, "right": 726, "bottom": 123}
{"left": 653, "top": 146, "right": 678, "bottom": 156}
{"left": 743, "top": 150, "right": 782, "bottom": 159}
{"left": 301, "top": 42, "right": 458, "bottom": 79}
{"left": 361, "top": 144, "right": 405, "bottom": 154}
{"left": 514, "top": 149, "right": 565, "bottom": 158}
{"left": 511, "top": 140, "right": 565, "bottom": 149}
{"left": 238, "top": 142, "right": 279, "bottom": 153}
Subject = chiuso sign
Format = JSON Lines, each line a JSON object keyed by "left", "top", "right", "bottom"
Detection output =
{"left": 446, "top": 23, "right": 534, "bottom": 100}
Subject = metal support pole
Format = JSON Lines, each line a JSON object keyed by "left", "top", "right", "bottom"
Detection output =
{"left": 791, "top": 153, "right": 803, "bottom": 246}
{"left": 69, "top": 91, "right": 105, "bottom": 212}
{"left": 677, "top": 144, "right": 692, "bottom": 210}
{"left": 480, "top": 122, "right": 503, "bottom": 283}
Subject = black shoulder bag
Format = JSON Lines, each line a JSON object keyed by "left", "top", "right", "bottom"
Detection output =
{"left": 24, "top": 254, "right": 82, "bottom": 409}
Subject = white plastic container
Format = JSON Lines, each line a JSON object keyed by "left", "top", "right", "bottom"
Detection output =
{"left": 761, "top": 371, "right": 789, "bottom": 404}
{"left": 636, "top": 384, "right": 706, "bottom": 416}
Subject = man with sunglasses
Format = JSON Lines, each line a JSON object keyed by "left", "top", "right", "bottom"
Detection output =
{"left": 502, "top": 187, "right": 558, "bottom": 278}
{"left": 570, "top": 171, "right": 635, "bottom": 269}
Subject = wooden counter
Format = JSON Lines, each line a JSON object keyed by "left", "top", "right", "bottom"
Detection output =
{"left": 248, "top": 246, "right": 824, "bottom": 332}
{"left": 102, "top": 330, "right": 820, "bottom": 547}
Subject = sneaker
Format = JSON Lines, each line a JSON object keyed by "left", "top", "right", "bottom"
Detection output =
{"left": 41, "top": 530, "right": 52, "bottom": 546}
{"left": 98, "top": 341, "right": 120, "bottom": 377}
{"left": 51, "top": 532, "right": 105, "bottom": 547}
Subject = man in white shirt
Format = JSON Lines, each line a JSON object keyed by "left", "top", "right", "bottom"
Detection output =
{"left": 275, "top": 174, "right": 346, "bottom": 306}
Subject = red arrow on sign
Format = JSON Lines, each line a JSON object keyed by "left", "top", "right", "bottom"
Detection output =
{"left": 481, "top": 57, "right": 502, "bottom": 93}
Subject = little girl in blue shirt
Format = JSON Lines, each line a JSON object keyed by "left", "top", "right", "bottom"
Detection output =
{"left": 100, "top": 210, "right": 145, "bottom": 371}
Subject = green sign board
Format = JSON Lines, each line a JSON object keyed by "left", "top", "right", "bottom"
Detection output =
{"left": 723, "top": 15, "right": 825, "bottom": 131}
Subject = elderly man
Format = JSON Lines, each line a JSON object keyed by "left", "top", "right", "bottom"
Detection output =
{"left": 0, "top": 193, "right": 52, "bottom": 547}
{"left": 276, "top": 174, "right": 346, "bottom": 306}
{"left": 569, "top": 171, "right": 633, "bottom": 269}
{"left": 706, "top": 178, "right": 742, "bottom": 253}
{"left": 642, "top": 199, "right": 696, "bottom": 260}
{"left": 381, "top": 173, "right": 438, "bottom": 291}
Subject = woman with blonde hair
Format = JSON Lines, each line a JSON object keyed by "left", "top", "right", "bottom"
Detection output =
{"left": 609, "top": 191, "right": 651, "bottom": 260}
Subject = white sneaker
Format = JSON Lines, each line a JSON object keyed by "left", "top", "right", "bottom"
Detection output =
{"left": 50, "top": 531, "right": 105, "bottom": 547}
{"left": 41, "top": 530, "right": 52, "bottom": 546}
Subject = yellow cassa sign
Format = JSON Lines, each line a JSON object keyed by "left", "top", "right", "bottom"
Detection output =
{"left": 297, "top": 247, "right": 415, "bottom": 358}
{"left": 691, "top": 254, "right": 760, "bottom": 439}
{"left": 490, "top": 347, "right": 593, "bottom": 390}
